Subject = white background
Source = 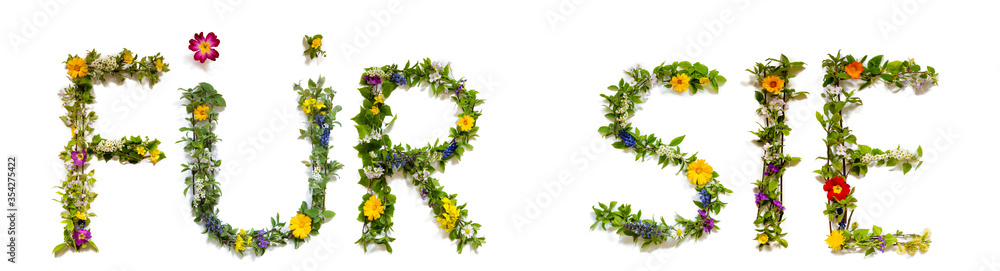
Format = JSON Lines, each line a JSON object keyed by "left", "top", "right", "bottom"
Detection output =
{"left": 2, "top": 0, "right": 999, "bottom": 270}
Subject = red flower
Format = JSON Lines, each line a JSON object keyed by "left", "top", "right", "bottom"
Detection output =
{"left": 823, "top": 176, "right": 851, "bottom": 201}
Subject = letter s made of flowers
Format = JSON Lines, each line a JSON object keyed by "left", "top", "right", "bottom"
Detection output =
{"left": 591, "top": 62, "right": 732, "bottom": 249}
{"left": 54, "top": 49, "right": 169, "bottom": 254}
{"left": 177, "top": 78, "right": 343, "bottom": 256}
{"left": 816, "top": 51, "right": 937, "bottom": 257}
{"left": 354, "top": 59, "right": 485, "bottom": 254}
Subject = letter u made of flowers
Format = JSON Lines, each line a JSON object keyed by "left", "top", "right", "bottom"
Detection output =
{"left": 816, "top": 51, "right": 936, "bottom": 257}
{"left": 178, "top": 78, "right": 343, "bottom": 256}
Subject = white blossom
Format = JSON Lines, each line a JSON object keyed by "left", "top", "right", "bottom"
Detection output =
{"left": 364, "top": 166, "right": 385, "bottom": 179}
{"left": 95, "top": 139, "right": 124, "bottom": 152}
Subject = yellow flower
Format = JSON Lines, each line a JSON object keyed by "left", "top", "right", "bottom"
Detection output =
{"left": 150, "top": 149, "right": 161, "bottom": 163}
{"left": 66, "top": 57, "right": 88, "bottom": 79}
{"left": 300, "top": 98, "right": 324, "bottom": 114}
{"left": 235, "top": 230, "right": 246, "bottom": 252}
{"left": 457, "top": 115, "right": 475, "bottom": 131}
{"left": 75, "top": 211, "right": 87, "bottom": 220}
{"left": 374, "top": 94, "right": 384, "bottom": 105}
{"left": 123, "top": 53, "right": 133, "bottom": 64}
{"left": 363, "top": 195, "right": 385, "bottom": 221}
{"left": 194, "top": 104, "right": 210, "bottom": 121}
{"left": 757, "top": 234, "right": 769, "bottom": 244}
{"left": 155, "top": 59, "right": 163, "bottom": 71}
{"left": 436, "top": 197, "right": 461, "bottom": 231}
{"left": 762, "top": 76, "right": 784, "bottom": 94}
{"left": 699, "top": 77, "right": 710, "bottom": 85}
{"left": 826, "top": 230, "right": 846, "bottom": 251}
{"left": 301, "top": 99, "right": 314, "bottom": 114}
{"left": 313, "top": 100, "right": 326, "bottom": 111}
{"left": 71, "top": 126, "right": 77, "bottom": 137}
{"left": 370, "top": 106, "right": 380, "bottom": 115}
{"left": 136, "top": 146, "right": 146, "bottom": 156}
{"left": 289, "top": 213, "right": 312, "bottom": 239}
{"left": 311, "top": 37, "right": 322, "bottom": 49}
{"left": 686, "top": 159, "right": 713, "bottom": 186}
{"left": 670, "top": 73, "right": 691, "bottom": 92}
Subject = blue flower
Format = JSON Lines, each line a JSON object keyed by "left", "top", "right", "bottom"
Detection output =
{"left": 320, "top": 127, "right": 330, "bottom": 146}
{"left": 390, "top": 73, "right": 406, "bottom": 85}
{"left": 618, "top": 129, "right": 636, "bottom": 148}
{"left": 386, "top": 153, "right": 413, "bottom": 169}
{"left": 442, "top": 140, "right": 458, "bottom": 159}
{"left": 699, "top": 189, "right": 711, "bottom": 207}
{"left": 834, "top": 207, "right": 848, "bottom": 229}
{"left": 623, "top": 221, "right": 660, "bottom": 239}
{"left": 201, "top": 214, "right": 224, "bottom": 235}
{"left": 314, "top": 114, "right": 325, "bottom": 128}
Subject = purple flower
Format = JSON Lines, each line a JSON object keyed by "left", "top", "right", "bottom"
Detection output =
{"left": 455, "top": 79, "right": 467, "bottom": 96}
{"left": 697, "top": 209, "right": 707, "bottom": 218}
{"left": 73, "top": 228, "right": 91, "bottom": 246}
{"left": 764, "top": 164, "right": 780, "bottom": 176}
{"left": 257, "top": 229, "right": 269, "bottom": 248}
{"left": 420, "top": 188, "right": 430, "bottom": 200}
{"left": 71, "top": 149, "right": 86, "bottom": 167}
{"left": 364, "top": 74, "right": 382, "bottom": 85}
{"left": 755, "top": 192, "right": 770, "bottom": 205}
{"left": 876, "top": 235, "right": 886, "bottom": 253}
{"left": 703, "top": 217, "right": 714, "bottom": 233}
{"left": 773, "top": 199, "right": 785, "bottom": 211}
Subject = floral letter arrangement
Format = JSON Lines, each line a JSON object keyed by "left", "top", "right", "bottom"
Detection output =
{"left": 748, "top": 55, "right": 805, "bottom": 248}
{"left": 591, "top": 62, "right": 732, "bottom": 248}
{"left": 353, "top": 59, "right": 485, "bottom": 253}
{"left": 816, "top": 51, "right": 936, "bottom": 256}
{"left": 54, "top": 49, "right": 169, "bottom": 254}
{"left": 178, "top": 78, "right": 344, "bottom": 256}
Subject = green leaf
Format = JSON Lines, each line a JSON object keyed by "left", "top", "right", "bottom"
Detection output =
{"left": 52, "top": 243, "right": 67, "bottom": 254}
{"left": 322, "top": 210, "right": 336, "bottom": 218}
{"left": 668, "top": 135, "right": 685, "bottom": 146}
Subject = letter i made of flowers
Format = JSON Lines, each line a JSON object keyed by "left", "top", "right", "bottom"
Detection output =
{"left": 591, "top": 62, "right": 732, "bottom": 248}
{"left": 54, "top": 49, "right": 170, "bottom": 254}
{"left": 816, "top": 51, "right": 936, "bottom": 257}
{"left": 748, "top": 55, "right": 806, "bottom": 249}
{"left": 354, "top": 59, "right": 485, "bottom": 254}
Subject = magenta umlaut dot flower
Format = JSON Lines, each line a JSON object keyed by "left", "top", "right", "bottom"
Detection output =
{"left": 188, "top": 32, "right": 220, "bottom": 63}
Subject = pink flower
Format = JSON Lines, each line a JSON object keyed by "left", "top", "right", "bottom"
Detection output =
{"left": 188, "top": 32, "right": 220, "bottom": 63}
{"left": 71, "top": 149, "right": 86, "bottom": 167}
{"left": 73, "top": 228, "right": 91, "bottom": 246}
